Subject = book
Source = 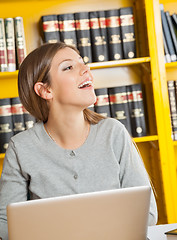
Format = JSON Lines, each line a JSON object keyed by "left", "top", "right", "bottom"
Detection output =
{"left": 22, "top": 106, "right": 36, "bottom": 129}
{"left": 119, "top": 7, "right": 136, "bottom": 59}
{"left": 4, "top": 18, "right": 16, "bottom": 72}
{"left": 58, "top": 13, "right": 77, "bottom": 47}
{"left": 162, "top": 30, "right": 171, "bottom": 63}
{"left": 165, "top": 228, "right": 177, "bottom": 240}
{"left": 160, "top": 4, "right": 177, "bottom": 62}
{"left": 89, "top": 10, "right": 109, "bottom": 62}
{"left": 11, "top": 97, "right": 25, "bottom": 135}
{"left": 171, "top": 14, "right": 177, "bottom": 43}
{"left": 0, "top": 18, "right": 8, "bottom": 72}
{"left": 74, "top": 11, "right": 92, "bottom": 63}
{"left": 171, "top": 13, "right": 177, "bottom": 29}
{"left": 173, "top": 80, "right": 177, "bottom": 140}
{"left": 0, "top": 98, "right": 13, "bottom": 153}
{"left": 87, "top": 103, "right": 95, "bottom": 111}
{"left": 105, "top": 9, "right": 123, "bottom": 61}
{"left": 168, "top": 80, "right": 177, "bottom": 140}
{"left": 14, "top": 16, "right": 27, "bottom": 68}
{"left": 97, "top": 10, "right": 109, "bottom": 61}
{"left": 165, "top": 11, "right": 177, "bottom": 56}
{"left": 126, "top": 83, "right": 147, "bottom": 137}
{"left": 41, "top": 15, "right": 60, "bottom": 43}
{"left": 94, "top": 88, "right": 111, "bottom": 117}
{"left": 108, "top": 86, "right": 132, "bottom": 135}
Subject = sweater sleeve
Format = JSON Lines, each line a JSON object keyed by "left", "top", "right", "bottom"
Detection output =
{"left": 118, "top": 127, "right": 158, "bottom": 226}
{"left": 0, "top": 140, "right": 28, "bottom": 240}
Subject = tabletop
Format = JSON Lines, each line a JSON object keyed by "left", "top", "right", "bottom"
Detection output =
{"left": 147, "top": 223, "right": 177, "bottom": 239}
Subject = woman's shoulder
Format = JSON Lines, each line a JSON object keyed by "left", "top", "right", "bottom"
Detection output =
{"left": 10, "top": 121, "right": 43, "bottom": 144}
{"left": 94, "top": 118, "right": 130, "bottom": 140}
{"left": 97, "top": 117, "right": 127, "bottom": 132}
{"left": 92, "top": 118, "right": 132, "bottom": 149}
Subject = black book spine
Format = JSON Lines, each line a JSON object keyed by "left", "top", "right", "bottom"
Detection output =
{"left": 172, "top": 80, "right": 177, "bottom": 140}
{"left": 171, "top": 13, "right": 177, "bottom": 29}
{"left": 126, "top": 84, "right": 147, "bottom": 137}
{"left": 74, "top": 11, "right": 92, "bottom": 64}
{"left": 160, "top": 4, "right": 177, "bottom": 62}
{"left": 168, "top": 80, "right": 177, "bottom": 140}
{"left": 0, "top": 98, "right": 13, "bottom": 153}
{"left": 105, "top": 9, "right": 123, "bottom": 61}
{"left": 171, "top": 14, "right": 177, "bottom": 39}
{"left": 108, "top": 86, "right": 132, "bottom": 135}
{"left": 94, "top": 88, "right": 111, "bottom": 117}
{"left": 89, "top": 11, "right": 109, "bottom": 62}
{"left": 11, "top": 97, "right": 25, "bottom": 135}
{"left": 22, "top": 106, "right": 36, "bottom": 129}
{"left": 58, "top": 13, "right": 77, "bottom": 47}
{"left": 41, "top": 15, "right": 60, "bottom": 43}
{"left": 165, "top": 11, "right": 177, "bottom": 55}
{"left": 87, "top": 103, "right": 95, "bottom": 111}
{"left": 97, "top": 10, "right": 109, "bottom": 61}
{"left": 162, "top": 30, "right": 171, "bottom": 63}
{"left": 119, "top": 7, "right": 136, "bottom": 59}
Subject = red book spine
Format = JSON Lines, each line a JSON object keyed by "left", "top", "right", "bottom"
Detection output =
{"left": 0, "top": 18, "right": 7, "bottom": 72}
{"left": 14, "top": 17, "right": 27, "bottom": 68}
{"left": 4, "top": 18, "right": 16, "bottom": 72}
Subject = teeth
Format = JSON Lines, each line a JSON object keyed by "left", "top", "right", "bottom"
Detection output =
{"left": 78, "top": 80, "right": 92, "bottom": 89}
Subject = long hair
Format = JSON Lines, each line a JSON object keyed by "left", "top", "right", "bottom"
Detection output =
{"left": 18, "top": 42, "right": 106, "bottom": 124}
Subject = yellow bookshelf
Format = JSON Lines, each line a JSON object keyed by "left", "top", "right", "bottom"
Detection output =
{"left": 134, "top": 135, "right": 159, "bottom": 143}
{"left": 0, "top": 0, "right": 177, "bottom": 224}
{"left": 88, "top": 57, "right": 151, "bottom": 69}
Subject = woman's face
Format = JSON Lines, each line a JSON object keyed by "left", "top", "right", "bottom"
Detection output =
{"left": 48, "top": 47, "right": 96, "bottom": 110}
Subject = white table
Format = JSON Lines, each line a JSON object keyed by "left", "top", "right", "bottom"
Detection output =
{"left": 147, "top": 223, "right": 177, "bottom": 239}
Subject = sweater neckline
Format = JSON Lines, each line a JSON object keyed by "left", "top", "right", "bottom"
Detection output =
{"left": 40, "top": 121, "right": 96, "bottom": 153}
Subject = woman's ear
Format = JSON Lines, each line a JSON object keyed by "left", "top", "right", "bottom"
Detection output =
{"left": 34, "top": 82, "right": 53, "bottom": 100}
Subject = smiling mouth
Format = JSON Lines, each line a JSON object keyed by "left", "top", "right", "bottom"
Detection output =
{"left": 78, "top": 80, "right": 93, "bottom": 89}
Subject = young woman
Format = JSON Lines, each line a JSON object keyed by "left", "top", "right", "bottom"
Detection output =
{"left": 0, "top": 42, "right": 157, "bottom": 240}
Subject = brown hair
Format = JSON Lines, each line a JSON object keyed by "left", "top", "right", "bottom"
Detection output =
{"left": 18, "top": 42, "right": 106, "bottom": 124}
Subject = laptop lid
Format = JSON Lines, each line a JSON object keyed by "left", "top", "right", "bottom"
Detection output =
{"left": 7, "top": 186, "right": 151, "bottom": 240}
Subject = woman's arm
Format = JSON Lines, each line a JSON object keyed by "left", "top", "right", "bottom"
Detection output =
{"left": 0, "top": 140, "right": 28, "bottom": 240}
{"left": 118, "top": 128, "right": 158, "bottom": 225}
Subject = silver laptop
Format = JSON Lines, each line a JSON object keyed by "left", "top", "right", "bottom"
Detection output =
{"left": 7, "top": 186, "right": 151, "bottom": 240}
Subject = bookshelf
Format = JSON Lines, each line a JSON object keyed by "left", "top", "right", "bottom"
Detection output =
{"left": 0, "top": 0, "right": 177, "bottom": 224}
{"left": 159, "top": 0, "right": 177, "bottom": 223}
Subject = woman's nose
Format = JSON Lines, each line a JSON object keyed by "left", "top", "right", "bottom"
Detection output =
{"left": 80, "top": 63, "right": 90, "bottom": 75}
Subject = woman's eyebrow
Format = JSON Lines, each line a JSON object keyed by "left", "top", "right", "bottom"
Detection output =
{"left": 58, "top": 59, "right": 73, "bottom": 66}
{"left": 58, "top": 56, "right": 83, "bottom": 66}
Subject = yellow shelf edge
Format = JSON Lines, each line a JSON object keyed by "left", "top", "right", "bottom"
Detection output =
{"left": 165, "top": 62, "right": 177, "bottom": 68}
{"left": 173, "top": 141, "right": 177, "bottom": 146}
{"left": 0, "top": 70, "right": 18, "bottom": 79}
{"left": 0, "top": 58, "right": 151, "bottom": 75}
{"left": 133, "top": 135, "right": 158, "bottom": 143}
{"left": 88, "top": 57, "right": 151, "bottom": 69}
{"left": 0, "top": 153, "right": 5, "bottom": 159}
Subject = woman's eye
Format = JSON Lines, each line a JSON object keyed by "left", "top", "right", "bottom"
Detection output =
{"left": 64, "top": 65, "right": 73, "bottom": 71}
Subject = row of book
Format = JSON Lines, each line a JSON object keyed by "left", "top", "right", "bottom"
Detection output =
{"left": 167, "top": 80, "right": 177, "bottom": 141}
{"left": 0, "top": 17, "right": 26, "bottom": 72}
{"left": 160, "top": 4, "right": 177, "bottom": 63}
{"left": 41, "top": 7, "right": 136, "bottom": 64}
{"left": 89, "top": 83, "right": 147, "bottom": 138}
{"left": 0, "top": 97, "right": 36, "bottom": 153}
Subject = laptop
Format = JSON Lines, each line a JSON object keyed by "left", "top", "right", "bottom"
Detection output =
{"left": 7, "top": 186, "right": 151, "bottom": 240}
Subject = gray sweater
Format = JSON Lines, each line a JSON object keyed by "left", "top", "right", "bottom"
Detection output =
{"left": 0, "top": 118, "right": 157, "bottom": 239}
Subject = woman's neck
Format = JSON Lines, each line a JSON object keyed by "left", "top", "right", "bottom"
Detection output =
{"left": 45, "top": 110, "right": 90, "bottom": 150}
